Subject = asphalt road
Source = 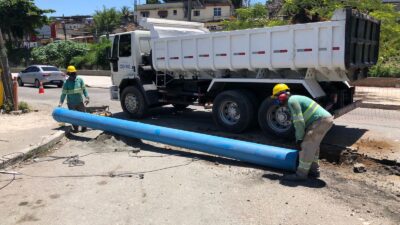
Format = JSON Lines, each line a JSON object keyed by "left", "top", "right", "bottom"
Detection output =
{"left": 18, "top": 84, "right": 400, "bottom": 152}
{"left": 1, "top": 85, "right": 398, "bottom": 225}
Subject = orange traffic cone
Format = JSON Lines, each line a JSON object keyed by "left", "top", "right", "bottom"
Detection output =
{"left": 39, "top": 81, "right": 45, "bottom": 94}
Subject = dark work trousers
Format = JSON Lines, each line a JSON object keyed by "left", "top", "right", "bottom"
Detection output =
{"left": 67, "top": 102, "right": 87, "bottom": 132}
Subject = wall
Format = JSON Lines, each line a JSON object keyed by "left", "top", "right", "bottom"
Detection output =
{"left": 191, "top": 5, "right": 231, "bottom": 22}
{"left": 136, "top": 4, "right": 231, "bottom": 23}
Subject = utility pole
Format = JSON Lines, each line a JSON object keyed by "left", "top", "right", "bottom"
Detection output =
{"left": 0, "top": 28, "right": 14, "bottom": 109}
{"left": 188, "top": 0, "right": 192, "bottom": 21}
{"left": 62, "top": 14, "right": 67, "bottom": 41}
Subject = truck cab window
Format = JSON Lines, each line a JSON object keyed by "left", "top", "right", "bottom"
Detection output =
{"left": 119, "top": 34, "right": 131, "bottom": 57}
{"left": 112, "top": 35, "right": 119, "bottom": 59}
{"left": 111, "top": 35, "right": 119, "bottom": 72}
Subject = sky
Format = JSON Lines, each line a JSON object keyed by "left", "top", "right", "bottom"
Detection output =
{"left": 35, "top": 0, "right": 137, "bottom": 17}
{"left": 35, "top": 0, "right": 266, "bottom": 17}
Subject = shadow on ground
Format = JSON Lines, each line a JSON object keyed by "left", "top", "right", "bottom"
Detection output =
{"left": 112, "top": 106, "right": 368, "bottom": 163}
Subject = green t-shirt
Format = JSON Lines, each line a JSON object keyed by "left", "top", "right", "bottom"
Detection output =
{"left": 60, "top": 77, "right": 88, "bottom": 106}
{"left": 288, "top": 95, "right": 332, "bottom": 141}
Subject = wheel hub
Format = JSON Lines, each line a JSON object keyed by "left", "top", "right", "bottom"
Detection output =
{"left": 125, "top": 94, "right": 138, "bottom": 113}
{"left": 266, "top": 105, "right": 292, "bottom": 132}
{"left": 220, "top": 101, "right": 240, "bottom": 125}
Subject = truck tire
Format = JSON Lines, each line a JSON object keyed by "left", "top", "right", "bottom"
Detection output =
{"left": 212, "top": 90, "right": 254, "bottom": 133}
{"left": 172, "top": 104, "right": 189, "bottom": 111}
{"left": 258, "top": 98, "right": 294, "bottom": 139}
{"left": 121, "top": 86, "right": 148, "bottom": 119}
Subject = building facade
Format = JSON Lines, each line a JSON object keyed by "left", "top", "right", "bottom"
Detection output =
{"left": 135, "top": 0, "right": 232, "bottom": 30}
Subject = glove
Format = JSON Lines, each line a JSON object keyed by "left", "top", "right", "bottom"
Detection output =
{"left": 58, "top": 103, "right": 63, "bottom": 107}
{"left": 84, "top": 97, "right": 90, "bottom": 105}
{"left": 296, "top": 140, "right": 302, "bottom": 151}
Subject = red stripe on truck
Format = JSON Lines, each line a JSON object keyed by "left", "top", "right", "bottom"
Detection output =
{"left": 273, "top": 49, "right": 288, "bottom": 53}
{"left": 252, "top": 51, "right": 266, "bottom": 55}
{"left": 297, "top": 48, "right": 313, "bottom": 52}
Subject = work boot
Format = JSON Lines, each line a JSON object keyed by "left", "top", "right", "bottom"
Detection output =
{"left": 81, "top": 127, "right": 87, "bottom": 132}
{"left": 309, "top": 162, "right": 320, "bottom": 178}
{"left": 72, "top": 125, "right": 79, "bottom": 133}
{"left": 282, "top": 173, "right": 308, "bottom": 181}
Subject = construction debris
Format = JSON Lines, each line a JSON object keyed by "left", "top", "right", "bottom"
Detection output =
{"left": 353, "top": 163, "right": 367, "bottom": 173}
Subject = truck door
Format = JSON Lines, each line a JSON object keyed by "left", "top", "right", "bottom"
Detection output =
{"left": 110, "top": 33, "right": 135, "bottom": 86}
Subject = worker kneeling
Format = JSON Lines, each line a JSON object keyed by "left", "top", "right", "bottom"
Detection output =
{"left": 272, "top": 84, "right": 333, "bottom": 181}
{"left": 58, "top": 65, "right": 90, "bottom": 133}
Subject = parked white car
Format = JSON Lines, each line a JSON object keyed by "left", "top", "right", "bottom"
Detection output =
{"left": 18, "top": 65, "right": 66, "bottom": 88}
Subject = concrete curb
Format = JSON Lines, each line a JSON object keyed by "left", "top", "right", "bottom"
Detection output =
{"left": 85, "top": 85, "right": 110, "bottom": 89}
{"left": 360, "top": 103, "right": 400, "bottom": 111}
{"left": 0, "top": 129, "right": 69, "bottom": 169}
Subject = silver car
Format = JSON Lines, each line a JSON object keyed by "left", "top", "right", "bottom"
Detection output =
{"left": 18, "top": 65, "right": 66, "bottom": 88}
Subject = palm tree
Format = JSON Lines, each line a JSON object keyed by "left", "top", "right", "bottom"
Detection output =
{"left": 121, "top": 6, "right": 131, "bottom": 23}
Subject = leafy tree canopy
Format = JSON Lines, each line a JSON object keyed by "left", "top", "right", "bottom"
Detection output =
{"left": 93, "top": 6, "right": 122, "bottom": 36}
{"left": 31, "top": 41, "right": 88, "bottom": 68}
{"left": 222, "top": 3, "right": 287, "bottom": 30}
{"left": 0, "top": 0, "right": 54, "bottom": 45}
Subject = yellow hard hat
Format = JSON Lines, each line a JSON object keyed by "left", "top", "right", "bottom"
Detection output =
{"left": 66, "top": 65, "right": 77, "bottom": 73}
{"left": 272, "top": 83, "right": 290, "bottom": 96}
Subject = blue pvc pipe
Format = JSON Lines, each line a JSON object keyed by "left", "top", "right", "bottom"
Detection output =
{"left": 53, "top": 108, "right": 298, "bottom": 171}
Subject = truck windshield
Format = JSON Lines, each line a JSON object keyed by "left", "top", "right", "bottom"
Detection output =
{"left": 139, "top": 38, "right": 151, "bottom": 54}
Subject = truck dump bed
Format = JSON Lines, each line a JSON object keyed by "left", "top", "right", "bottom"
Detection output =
{"left": 146, "top": 8, "right": 380, "bottom": 73}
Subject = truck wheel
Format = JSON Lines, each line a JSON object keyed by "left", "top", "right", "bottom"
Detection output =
{"left": 212, "top": 90, "right": 254, "bottom": 133}
{"left": 172, "top": 104, "right": 189, "bottom": 111}
{"left": 258, "top": 98, "right": 294, "bottom": 139}
{"left": 121, "top": 86, "right": 148, "bottom": 118}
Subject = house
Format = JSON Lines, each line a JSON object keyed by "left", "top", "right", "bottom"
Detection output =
{"left": 135, "top": 0, "right": 232, "bottom": 31}
{"left": 383, "top": 0, "right": 400, "bottom": 10}
{"left": 50, "top": 15, "right": 94, "bottom": 40}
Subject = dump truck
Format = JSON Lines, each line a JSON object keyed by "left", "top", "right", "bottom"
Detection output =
{"left": 108, "top": 8, "right": 380, "bottom": 138}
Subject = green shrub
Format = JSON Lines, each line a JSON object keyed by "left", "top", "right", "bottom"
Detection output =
{"left": 31, "top": 41, "right": 88, "bottom": 68}
{"left": 369, "top": 63, "right": 400, "bottom": 78}
{"left": 18, "top": 101, "right": 31, "bottom": 112}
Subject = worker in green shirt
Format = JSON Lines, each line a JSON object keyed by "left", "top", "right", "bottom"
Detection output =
{"left": 271, "top": 84, "right": 334, "bottom": 181}
{"left": 58, "top": 65, "right": 89, "bottom": 133}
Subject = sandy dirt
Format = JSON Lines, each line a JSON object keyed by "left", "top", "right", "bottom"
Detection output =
{"left": 0, "top": 131, "right": 399, "bottom": 225}
{"left": 0, "top": 105, "right": 59, "bottom": 158}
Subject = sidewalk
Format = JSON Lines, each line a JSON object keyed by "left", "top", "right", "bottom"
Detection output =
{"left": 80, "top": 75, "right": 111, "bottom": 89}
{"left": 0, "top": 104, "right": 65, "bottom": 168}
{"left": 355, "top": 86, "right": 400, "bottom": 109}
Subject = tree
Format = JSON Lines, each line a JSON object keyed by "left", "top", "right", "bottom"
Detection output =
{"left": 0, "top": 0, "right": 54, "bottom": 47}
{"left": 31, "top": 41, "right": 88, "bottom": 68}
{"left": 231, "top": 0, "right": 243, "bottom": 9}
{"left": 222, "top": 4, "right": 287, "bottom": 30}
{"left": 0, "top": 28, "right": 14, "bottom": 109}
{"left": 121, "top": 6, "right": 131, "bottom": 23}
{"left": 146, "top": 0, "right": 161, "bottom": 4}
{"left": 93, "top": 6, "right": 122, "bottom": 37}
